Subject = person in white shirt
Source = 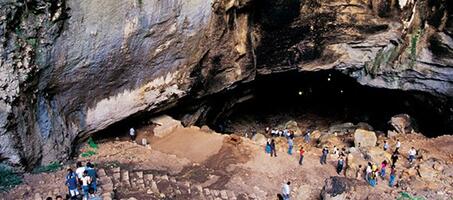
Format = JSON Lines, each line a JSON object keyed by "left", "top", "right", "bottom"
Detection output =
{"left": 129, "top": 127, "right": 136, "bottom": 142}
{"left": 332, "top": 146, "right": 339, "bottom": 159}
{"left": 408, "top": 147, "right": 417, "bottom": 164}
{"left": 81, "top": 171, "right": 92, "bottom": 200}
{"left": 281, "top": 181, "right": 291, "bottom": 200}
{"left": 75, "top": 161, "right": 85, "bottom": 183}
{"left": 365, "top": 162, "right": 372, "bottom": 181}
{"left": 395, "top": 139, "right": 401, "bottom": 151}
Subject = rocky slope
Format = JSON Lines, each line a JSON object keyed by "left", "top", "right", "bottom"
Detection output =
{"left": 0, "top": 0, "right": 452, "bottom": 168}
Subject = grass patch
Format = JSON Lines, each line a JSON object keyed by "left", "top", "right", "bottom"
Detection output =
{"left": 81, "top": 150, "right": 96, "bottom": 158}
{"left": 0, "top": 164, "right": 23, "bottom": 192}
{"left": 32, "top": 161, "right": 62, "bottom": 174}
{"left": 397, "top": 192, "right": 425, "bottom": 200}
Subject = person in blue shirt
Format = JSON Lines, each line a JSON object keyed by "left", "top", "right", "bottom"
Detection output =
{"left": 85, "top": 162, "right": 98, "bottom": 193}
{"left": 65, "top": 168, "right": 79, "bottom": 198}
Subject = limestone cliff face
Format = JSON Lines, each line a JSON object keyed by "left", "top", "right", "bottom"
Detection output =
{"left": 0, "top": 0, "right": 451, "bottom": 168}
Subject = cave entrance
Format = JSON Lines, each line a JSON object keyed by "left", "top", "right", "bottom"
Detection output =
{"left": 212, "top": 70, "right": 453, "bottom": 137}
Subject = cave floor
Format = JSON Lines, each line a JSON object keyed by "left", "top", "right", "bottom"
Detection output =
{"left": 4, "top": 125, "right": 453, "bottom": 199}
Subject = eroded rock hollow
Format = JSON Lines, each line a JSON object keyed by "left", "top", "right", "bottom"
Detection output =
{"left": 0, "top": 0, "right": 452, "bottom": 169}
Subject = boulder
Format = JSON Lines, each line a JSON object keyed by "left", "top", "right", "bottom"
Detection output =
{"left": 320, "top": 176, "right": 365, "bottom": 200}
{"left": 354, "top": 129, "right": 377, "bottom": 147}
{"left": 344, "top": 151, "right": 366, "bottom": 178}
{"left": 328, "top": 123, "right": 356, "bottom": 135}
{"left": 284, "top": 120, "right": 302, "bottom": 135}
{"left": 387, "top": 130, "right": 398, "bottom": 138}
{"left": 317, "top": 134, "right": 342, "bottom": 148}
{"left": 151, "top": 115, "right": 182, "bottom": 138}
{"left": 356, "top": 122, "right": 373, "bottom": 131}
{"left": 389, "top": 114, "right": 414, "bottom": 134}
{"left": 252, "top": 133, "right": 267, "bottom": 146}
{"left": 417, "top": 163, "right": 438, "bottom": 182}
{"left": 362, "top": 147, "right": 391, "bottom": 164}
{"left": 311, "top": 130, "right": 322, "bottom": 139}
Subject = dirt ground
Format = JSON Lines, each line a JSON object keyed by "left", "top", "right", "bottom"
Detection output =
{"left": 3, "top": 123, "right": 453, "bottom": 200}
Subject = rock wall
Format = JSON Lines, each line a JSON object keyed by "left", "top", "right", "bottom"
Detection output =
{"left": 0, "top": 0, "right": 451, "bottom": 168}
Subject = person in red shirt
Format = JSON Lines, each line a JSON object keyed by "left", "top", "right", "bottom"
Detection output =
{"left": 299, "top": 146, "right": 305, "bottom": 165}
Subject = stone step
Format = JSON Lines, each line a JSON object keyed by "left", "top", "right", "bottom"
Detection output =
{"left": 98, "top": 168, "right": 258, "bottom": 200}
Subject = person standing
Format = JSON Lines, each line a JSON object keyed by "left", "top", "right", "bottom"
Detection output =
{"left": 304, "top": 129, "right": 311, "bottom": 143}
{"left": 299, "top": 146, "right": 305, "bottom": 165}
{"left": 65, "top": 168, "right": 79, "bottom": 198}
{"left": 320, "top": 147, "right": 329, "bottom": 165}
{"left": 356, "top": 165, "right": 362, "bottom": 180}
{"left": 81, "top": 171, "right": 92, "bottom": 200}
{"left": 383, "top": 140, "right": 389, "bottom": 151}
{"left": 408, "top": 147, "right": 417, "bottom": 165}
{"left": 265, "top": 139, "right": 272, "bottom": 154}
{"left": 380, "top": 160, "right": 388, "bottom": 178}
{"left": 281, "top": 181, "right": 291, "bottom": 200}
{"left": 389, "top": 166, "right": 396, "bottom": 187}
{"left": 332, "top": 146, "right": 339, "bottom": 159}
{"left": 287, "top": 138, "right": 294, "bottom": 155}
{"left": 270, "top": 139, "right": 277, "bottom": 157}
{"left": 75, "top": 161, "right": 85, "bottom": 185}
{"left": 337, "top": 157, "right": 344, "bottom": 175}
{"left": 129, "top": 127, "right": 136, "bottom": 142}
{"left": 365, "top": 162, "right": 372, "bottom": 181}
{"left": 395, "top": 139, "right": 401, "bottom": 151}
{"left": 85, "top": 162, "right": 98, "bottom": 193}
{"left": 369, "top": 171, "right": 377, "bottom": 187}
{"left": 391, "top": 151, "right": 399, "bottom": 166}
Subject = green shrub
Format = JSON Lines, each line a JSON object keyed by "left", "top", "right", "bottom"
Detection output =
{"left": 32, "top": 161, "right": 62, "bottom": 174}
{"left": 0, "top": 164, "right": 23, "bottom": 192}
{"left": 88, "top": 137, "right": 98, "bottom": 149}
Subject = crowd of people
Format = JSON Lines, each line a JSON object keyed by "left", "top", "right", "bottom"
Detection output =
{"left": 64, "top": 161, "right": 99, "bottom": 200}
{"left": 263, "top": 127, "right": 419, "bottom": 200}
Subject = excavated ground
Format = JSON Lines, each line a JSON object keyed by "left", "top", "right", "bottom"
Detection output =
{"left": 3, "top": 124, "right": 453, "bottom": 200}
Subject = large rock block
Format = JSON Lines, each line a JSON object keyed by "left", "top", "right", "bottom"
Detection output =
{"left": 151, "top": 115, "right": 182, "bottom": 138}
{"left": 252, "top": 133, "right": 267, "bottom": 146}
{"left": 362, "top": 147, "right": 391, "bottom": 165}
{"left": 317, "top": 134, "right": 342, "bottom": 148}
{"left": 390, "top": 114, "right": 414, "bottom": 134}
{"left": 284, "top": 120, "right": 302, "bottom": 135}
{"left": 354, "top": 129, "right": 377, "bottom": 147}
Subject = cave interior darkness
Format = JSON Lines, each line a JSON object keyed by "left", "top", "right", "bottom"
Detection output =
{"left": 209, "top": 70, "right": 453, "bottom": 137}
{"left": 94, "top": 69, "right": 453, "bottom": 143}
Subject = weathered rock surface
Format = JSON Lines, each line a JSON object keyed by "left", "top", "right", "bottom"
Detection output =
{"left": 251, "top": 133, "right": 267, "bottom": 146}
{"left": 0, "top": 0, "right": 452, "bottom": 168}
{"left": 354, "top": 129, "right": 377, "bottom": 147}
{"left": 151, "top": 115, "right": 182, "bottom": 138}
{"left": 390, "top": 114, "right": 414, "bottom": 134}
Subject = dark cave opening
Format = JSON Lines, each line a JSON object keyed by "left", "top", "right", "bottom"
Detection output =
{"left": 90, "top": 70, "right": 453, "bottom": 146}
{"left": 210, "top": 70, "right": 453, "bottom": 137}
